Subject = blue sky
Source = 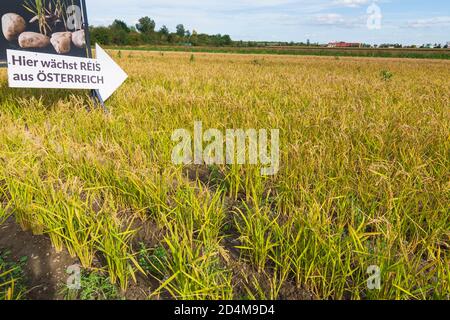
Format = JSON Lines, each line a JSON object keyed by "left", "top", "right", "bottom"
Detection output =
{"left": 86, "top": 0, "right": 450, "bottom": 45}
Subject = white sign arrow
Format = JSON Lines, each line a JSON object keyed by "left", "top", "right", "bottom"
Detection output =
{"left": 6, "top": 44, "right": 127, "bottom": 102}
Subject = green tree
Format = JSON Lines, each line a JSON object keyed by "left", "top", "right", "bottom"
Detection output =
{"left": 111, "top": 20, "right": 130, "bottom": 33}
{"left": 136, "top": 17, "right": 156, "bottom": 34}
{"left": 176, "top": 24, "right": 186, "bottom": 37}
{"left": 159, "top": 25, "right": 169, "bottom": 36}
{"left": 90, "top": 26, "right": 112, "bottom": 45}
{"left": 89, "top": 18, "right": 234, "bottom": 47}
{"left": 221, "top": 35, "right": 232, "bottom": 46}
{"left": 109, "top": 20, "right": 131, "bottom": 45}
{"left": 190, "top": 30, "right": 199, "bottom": 46}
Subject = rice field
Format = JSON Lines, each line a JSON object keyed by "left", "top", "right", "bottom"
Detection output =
{"left": 0, "top": 51, "right": 449, "bottom": 300}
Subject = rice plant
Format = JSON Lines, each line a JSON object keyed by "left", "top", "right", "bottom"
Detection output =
{"left": 0, "top": 51, "right": 448, "bottom": 300}
{"left": 24, "top": 0, "right": 68, "bottom": 35}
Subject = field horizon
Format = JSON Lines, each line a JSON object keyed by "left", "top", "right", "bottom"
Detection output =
{"left": 104, "top": 45, "right": 450, "bottom": 60}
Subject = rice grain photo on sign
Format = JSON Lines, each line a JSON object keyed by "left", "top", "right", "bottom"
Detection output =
{"left": 0, "top": 0, "right": 90, "bottom": 66}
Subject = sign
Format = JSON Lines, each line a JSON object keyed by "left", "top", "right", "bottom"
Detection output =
{"left": 7, "top": 44, "right": 128, "bottom": 101}
{"left": 1, "top": 1, "right": 126, "bottom": 103}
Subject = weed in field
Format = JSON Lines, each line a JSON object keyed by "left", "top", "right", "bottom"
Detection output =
{"left": 0, "top": 252, "right": 27, "bottom": 300}
{"left": 138, "top": 243, "right": 167, "bottom": 280}
{"left": 380, "top": 70, "right": 394, "bottom": 81}
{"left": 61, "top": 270, "right": 120, "bottom": 300}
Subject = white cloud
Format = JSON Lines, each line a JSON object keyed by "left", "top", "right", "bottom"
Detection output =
{"left": 313, "top": 13, "right": 364, "bottom": 27}
{"left": 406, "top": 16, "right": 450, "bottom": 28}
{"left": 333, "top": 0, "right": 372, "bottom": 8}
{"left": 314, "top": 13, "right": 346, "bottom": 24}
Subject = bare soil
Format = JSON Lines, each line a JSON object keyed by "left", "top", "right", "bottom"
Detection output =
{"left": 0, "top": 217, "right": 79, "bottom": 300}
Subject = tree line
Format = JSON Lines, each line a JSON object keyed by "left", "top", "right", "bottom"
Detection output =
{"left": 89, "top": 17, "right": 233, "bottom": 47}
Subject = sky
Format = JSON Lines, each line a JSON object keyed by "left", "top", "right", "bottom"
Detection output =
{"left": 85, "top": 0, "right": 450, "bottom": 45}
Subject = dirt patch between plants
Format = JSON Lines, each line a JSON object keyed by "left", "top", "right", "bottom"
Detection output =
{"left": 0, "top": 215, "right": 165, "bottom": 300}
{"left": 0, "top": 217, "right": 79, "bottom": 300}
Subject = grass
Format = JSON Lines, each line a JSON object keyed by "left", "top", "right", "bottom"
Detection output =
{"left": 0, "top": 252, "right": 27, "bottom": 300}
{"left": 0, "top": 51, "right": 449, "bottom": 300}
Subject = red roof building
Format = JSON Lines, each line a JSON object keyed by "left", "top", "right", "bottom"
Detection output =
{"left": 328, "top": 42, "right": 361, "bottom": 48}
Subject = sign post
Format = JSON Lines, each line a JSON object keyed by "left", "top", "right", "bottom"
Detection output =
{"left": 1, "top": 0, "right": 126, "bottom": 109}
{"left": 79, "top": 0, "right": 107, "bottom": 111}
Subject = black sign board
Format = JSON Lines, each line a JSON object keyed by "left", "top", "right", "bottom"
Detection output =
{"left": 1, "top": 0, "right": 91, "bottom": 66}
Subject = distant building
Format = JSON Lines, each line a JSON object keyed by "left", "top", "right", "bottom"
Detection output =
{"left": 328, "top": 42, "right": 361, "bottom": 48}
